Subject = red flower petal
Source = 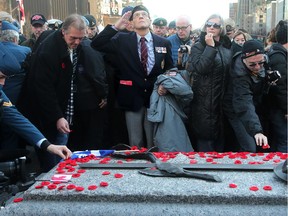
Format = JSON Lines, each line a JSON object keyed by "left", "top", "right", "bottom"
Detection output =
{"left": 189, "top": 159, "right": 197, "bottom": 164}
{"left": 67, "top": 184, "right": 76, "bottom": 190}
{"left": 102, "top": 171, "right": 111, "bottom": 175}
{"left": 41, "top": 181, "right": 50, "bottom": 186}
{"left": 58, "top": 185, "right": 66, "bottom": 190}
{"left": 77, "top": 169, "right": 86, "bottom": 173}
{"left": 88, "top": 185, "right": 98, "bottom": 190}
{"left": 13, "top": 197, "right": 23, "bottom": 203}
{"left": 57, "top": 170, "right": 65, "bottom": 174}
{"left": 117, "top": 160, "right": 123, "bottom": 164}
{"left": 262, "top": 144, "right": 270, "bottom": 149}
{"left": 206, "top": 158, "right": 213, "bottom": 162}
{"left": 229, "top": 183, "right": 237, "bottom": 188}
{"left": 263, "top": 185, "right": 272, "bottom": 191}
{"left": 35, "top": 185, "right": 44, "bottom": 189}
{"left": 100, "top": 181, "right": 109, "bottom": 187}
{"left": 72, "top": 173, "right": 81, "bottom": 178}
{"left": 114, "top": 173, "right": 124, "bottom": 178}
{"left": 75, "top": 186, "right": 85, "bottom": 192}
{"left": 48, "top": 184, "right": 57, "bottom": 190}
{"left": 249, "top": 186, "right": 259, "bottom": 191}
{"left": 234, "top": 160, "right": 242, "bottom": 164}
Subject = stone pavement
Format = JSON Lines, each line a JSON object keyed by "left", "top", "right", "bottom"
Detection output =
{"left": 0, "top": 151, "right": 287, "bottom": 216}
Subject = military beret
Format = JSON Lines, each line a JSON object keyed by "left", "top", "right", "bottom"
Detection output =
{"left": 168, "top": 20, "right": 176, "bottom": 29}
{"left": 153, "top": 18, "right": 167, "bottom": 27}
{"left": 84, "top": 14, "right": 97, "bottom": 27}
{"left": 129, "top": 5, "right": 150, "bottom": 21}
{"left": 121, "top": 6, "right": 134, "bottom": 16}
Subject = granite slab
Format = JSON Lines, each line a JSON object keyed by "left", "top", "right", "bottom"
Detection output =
{"left": 1, "top": 152, "right": 287, "bottom": 216}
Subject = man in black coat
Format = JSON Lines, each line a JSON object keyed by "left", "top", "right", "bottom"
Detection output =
{"left": 91, "top": 5, "right": 173, "bottom": 149}
{"left": 223, "top": 40, "right": 270, "bottom": 152}
{"left": 19, "top": 14, "right": 87, "bottom": 171}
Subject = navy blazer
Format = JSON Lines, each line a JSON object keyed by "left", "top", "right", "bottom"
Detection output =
{"left": 91, "top": 25, "right": 173, "bottom": 111}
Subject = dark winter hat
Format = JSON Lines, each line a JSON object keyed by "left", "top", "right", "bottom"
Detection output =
{"left": 168, "top": 20, "right": 176, "bottom": 29}
{"left": 1, "top": 20, "right": 18, "bottom": 32}
{"left": 153, "top": 18, "right": 167, "bottom": 27}
{"left": 275, "top": 20, "right": 287, "bottom": 45}
{"left": 129, "top": 5, "right": 150, "bottom": 21}
{"left": 31, "top": 14, "right": 47, "bottom": 26}
{"left": 121, "top": 6, "right": 134, "bottom": 16}
{"left": 84, "top": 15, "right": 97, "bottom": 27}
{"left": 241, "top": 39, "right": 264, "bottom": 59}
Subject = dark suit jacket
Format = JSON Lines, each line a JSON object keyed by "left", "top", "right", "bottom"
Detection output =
{"left": 91, "top": 25, "right": 173, "bottom": 111}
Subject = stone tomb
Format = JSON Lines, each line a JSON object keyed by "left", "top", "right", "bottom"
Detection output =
{"left": 1, "top": 152, "right": 287, "bottom": 216}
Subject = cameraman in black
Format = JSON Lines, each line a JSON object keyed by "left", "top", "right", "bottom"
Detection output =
{"left": 223, "top": 40, "right": 273, "bottom": 152}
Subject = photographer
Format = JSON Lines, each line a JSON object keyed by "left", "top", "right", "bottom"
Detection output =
{"left": 223, "top": 40, "right": 272, "bottom": 152}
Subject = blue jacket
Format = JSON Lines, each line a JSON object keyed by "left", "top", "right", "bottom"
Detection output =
{"left": 1, "top": 41, "right": 31, "bottom": 103}
{"left": 0, "top": 89, "right": 45, "bottom": 148}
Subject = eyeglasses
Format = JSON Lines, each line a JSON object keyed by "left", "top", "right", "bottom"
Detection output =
{"left": 176, "top": 25, "right": 190, "bottom": 31}
{"left": 205, "top": 22, "right": 221, "bottom": 29}
{"left": 133, "top": 11, "right": 149, "bottom": 18}
{"left": 247, "top": 61, "right": 266, "bottom": 68}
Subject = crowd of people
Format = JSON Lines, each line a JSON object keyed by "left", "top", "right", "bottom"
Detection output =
{"left": 0, "top": 5, "right": 287, "bottom": 173}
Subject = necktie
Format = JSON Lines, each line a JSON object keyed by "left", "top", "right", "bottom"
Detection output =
{"left": 65, "top": 49, "right": 77, "bottom": 125}
{"left": 140, "top": 37, "right": 148, "bottom": 75}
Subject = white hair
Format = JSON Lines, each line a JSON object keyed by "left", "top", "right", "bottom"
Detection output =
{"left": 0, "top": 29, "right": 19, "bottom": 43}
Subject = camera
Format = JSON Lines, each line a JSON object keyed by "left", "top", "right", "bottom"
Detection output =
{"left": 266, "top": 70, "right": 281, "bottom": 85}
{"left": 179, "top": 45, "right": 189, "bottom": 53}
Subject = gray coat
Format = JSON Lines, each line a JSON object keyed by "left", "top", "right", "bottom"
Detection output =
{"left": 147, "top": 70, "right": 194, "bottom": 152}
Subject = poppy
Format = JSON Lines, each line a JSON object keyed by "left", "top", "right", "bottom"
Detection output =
{"left": 102, "top": 171, "right": 110, "bottom": 175}
{"left": 67, "top": 184, "right": 76, "bottom": 190}
{"left": 72, "top": 173, "right": 81, "bottom": 178}
{"left": 77, "top": 169, "right": 86, "bottom": 173}
{"left": 229, "top": 183, "right": 237, "bottom": 188}
{"left": 48, "top": 184, "right": 57, "bottom": 190}
{"left": 249, "top": 186, "right": 259, "bottom": 191}
{"left": 114, "top": 173, "right": 124, "bottom": 178}
{"left": 88, "top": 185, "right": 98, "bottom": 190}
{"left": 35, "top": 185, "right": 44, "bottom": 189}
{"left": 75, "top": 186, "right": 85, "bottom": 192}
{"left": 263, "top": 185, "right": 272, "bottom": 191}
{"left": 13, "top": 197, "right": 23, "bottom": 203}
{"left": 100, "top": 182, "right": 109, "bottom": 187}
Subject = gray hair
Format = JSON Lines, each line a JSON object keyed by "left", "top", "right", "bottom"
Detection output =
{"left": 0, "top": 11, "right": 13, "bottom": 22}
{"left": 62, "top": 14, "right": 87, "bottom": 33}
{"left": 175, "top": 15, "right": 192, "bottom": 25}
{"left": 201, "top": 14, "right": 226, "bottom": 36}
{"left": 0, "top": 29, "right": 19, "bottom": 43}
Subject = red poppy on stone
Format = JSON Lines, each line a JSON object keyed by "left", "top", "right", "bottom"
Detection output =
{"left": 57, "top": 170, "right": 65, "bottom": 174}
{"left": 61, "top": 63, "right": 65, "bottom": 69}
{"left": 263, "top": 185, "right": 272, "bottom": 191}
{"left": 126, "top": 158, "right": 134, "bottom": 162}
{"left": 72, "top": 173, "right": 81, "bottom": 178}
{"left": 77, "top": 169, "right": 86, "bottom": 173}
{"left": 53, "top": 181, "right": 62, "bottom": 184}
{"left": 250, "top": 153, "right": 257, "bottom": 157}
{"left": 273, "top": 159, "right": 281, "bottom": 163}
{"left": 48, "top": 184, "right": 57, "bottom": 190}
{"left": 41, "top": 181, "right": 50, "bottom": 186}
{"left": 248, "top": 161, "right": 257, "bottom": 165}
{"left": 206, "top": 158, "right": 213, "bottom": 162}
{"left": 234, "top": 160, "right": 242, "bottom": 164}
{"left": 100, "top": 181, "right": 109, "bottom": 187}
{"left": 190, "top": 159, "right": 197, "bottom": 164}
{"left": 249, "top": 186, "right": 259, "bottom": 191}
{"left": 88, "top": 185, "right": 98, "bottom": 190}
{"left": 131, "top": 146, "right": 139, "bottom": 150}
{"left": 67, "top": 168, "right": 76, "bottom": 172}
{"left": 114, "top": 173, "right": 124, "bottom": 178}
{"left": 117, "top": 160, "right": 123, "bottom": 164}
{"left": 58, "top": 185, "right": 66, "bottom": 190}
{"left": 75, "top": 186, "right": 85, "bottom": 192}
{"left": 13, "top": 197, "right": 23, "bottom": 203}
{"left": 188, "top": 155, "right": 195, "bottom": 159}
{"left": 35, "top": 185, "right": 44, "bottom": 189}
{"left": 102, "top": 171, "right": 111, "bottom": 175}
{"left": 229, "top": 183, "right": 237, "bottom": 188}
{"left": 67, "top": 184, "right": 76, "bottom": 190}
